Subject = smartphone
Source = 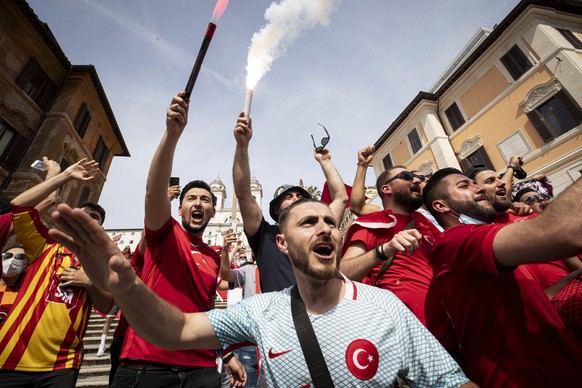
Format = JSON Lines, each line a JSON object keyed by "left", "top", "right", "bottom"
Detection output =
{"left": 169, "top": 177, "right": 180, "bottom": 186}
{"left": 31, "top": 160, "right": 45, "bottom": 171}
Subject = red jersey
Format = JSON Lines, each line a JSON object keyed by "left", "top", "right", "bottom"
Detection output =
{"left": 430, "top": 223, "right": 582, "bottom": 386}
{"left": 496, "top": 212, "right": 570, "bottom": 288}
{"left": 121, "top": 217, "right": 221, "bottom": 367}
{"left": 0, "top": 207, "right": 92, "bottom": 371}
{"left": 0, "top": 212, "right": 12, "bottom": 256}
{"left": 342, "top": 210, "right": 458, "bottom": 352}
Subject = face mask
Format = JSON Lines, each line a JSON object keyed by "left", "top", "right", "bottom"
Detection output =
{"left": 2, "top": 258, "right": 26, "bottom": 277}
{"left": 458, "top": 213, "right": 488, "bottom": 225}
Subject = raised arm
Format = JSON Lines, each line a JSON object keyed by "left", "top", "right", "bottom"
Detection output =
{"left": 145, "top": 93, "right": 188, "bottom": 232}
{"left": 11, "top": 159, "right": 98, "bottom": 208}
{"left": 232, "top": 113, "right": 262, "bottom": 236}
{"left": 350, "top": 146, "right": 381, "bottom": 216}
{"left": 220, "top": 229, "right": 238, "bottom": 283}
{"left": 502, "top": 155, "right": 522, "bottom": 193}
{"left": 49, "top": 204, "right": 220, "bottom": 351}
{"left": 493, "top": 177, "right": 582, "bottom": 266}
{"left": 314, "top": 149, "right": 348, "bottom": 225}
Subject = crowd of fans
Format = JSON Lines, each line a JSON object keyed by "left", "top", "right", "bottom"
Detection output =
{"left": 0, "top": 92, "right": 580, "bottom": 387}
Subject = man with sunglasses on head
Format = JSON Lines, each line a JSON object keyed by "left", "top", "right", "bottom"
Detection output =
{"left": 232, "top": 114, "right": 348, "bottom": 292}
{"left": 341, "top": 166, "right": 459, "bottom": 358}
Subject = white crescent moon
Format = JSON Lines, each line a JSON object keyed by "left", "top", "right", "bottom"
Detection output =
{"left": 352, "top": 348, "right": 369, "bottom": 370}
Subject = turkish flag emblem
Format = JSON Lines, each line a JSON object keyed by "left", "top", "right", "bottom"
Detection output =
{"left": 345, "top": 339, "right": 379, "bottom": 380}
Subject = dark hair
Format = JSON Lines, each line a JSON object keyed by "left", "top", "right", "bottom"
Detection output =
{"left": 513, "top": 187, "right": 536, "bottom": 203}
{"left": 422, "top": 168, "right": 463, "bottom": 223}
{"left": 79, "top": 202, "right": 106, "bottom": 225}
{"left": 464, "top": 164, "right": 487, "bottom": 182}
{"left": 179, "top": 180, "right": 217, "bottom": 207}
{"left": 375, "top": 165, "right": 407, "bottom": 199}
{"left": 277, "top": 198, "right": 328, "bottom": 232}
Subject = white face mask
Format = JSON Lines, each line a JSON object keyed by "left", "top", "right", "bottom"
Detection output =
{"left": 458, "top": 213, "right": 488, "bottom": 225}
{"left": 2, "top": 258, "right": 26, "bottom": 277}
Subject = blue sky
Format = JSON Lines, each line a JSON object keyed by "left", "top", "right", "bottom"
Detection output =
{"left": 27, "top": 0, "right": 519, "bottom": 228}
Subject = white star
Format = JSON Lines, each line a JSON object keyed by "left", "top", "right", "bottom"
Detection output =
{"left": 368, "top": 355, "right": 374, "bottom": 362}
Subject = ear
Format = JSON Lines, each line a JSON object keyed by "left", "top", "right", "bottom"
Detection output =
{"left": 381, "top": 184, "right": 392, "bottom": 196}
{"left": 431, "top": 200, "right": 450, "bottom": 215}
{"left": 178, "top": 205, "right": 183, "bottom": 217}
{"left": 275, "top": 233, "right": 289, "bottom": 256}
{"left": 211, "top": 208, "right": 216, "bottom": 218}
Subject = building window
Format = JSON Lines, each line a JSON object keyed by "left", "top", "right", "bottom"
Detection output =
{"left": 73, "top": 103, "right": 91, "bottom": 138}
{"left": 0, "top": 119, "right": 27, "bottom": 171}
{"left": 500, "top": 45, "right": 533, "bottom": 81}
{"left": 15, "top": 59, "right": 59, "bottom": 110}
{"left": 458, "top": 146, "right": 494, "bottom": 172}
{"left": 407, "top": 129, "right": 423, "bottom": 154}
{"left": 526, "top": 89, "right": 582, "bottom": 142}
{"left": 382, "top": 153, "right": 393, "bottom": 170}
{"left": 93, "top": 136, "right": 109, "bottom": 167}
{"left": 444, "top": 102, "right": 465, "bottom": 132}
{"left": 557, "top": 28, "right": 582, "bottom": 50}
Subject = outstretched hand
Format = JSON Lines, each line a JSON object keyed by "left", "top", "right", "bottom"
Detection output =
{"left": 49, "top": 204, "right": 136, "bottom": 295}
{"left": 65, "top": 158, "right": 99, "bottom": 181}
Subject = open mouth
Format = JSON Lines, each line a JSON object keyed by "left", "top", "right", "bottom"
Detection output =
{"left": 312, "top": 241, "right": 334, "bottom": 259}
{"left": 191, "top": 211, "right": 204, "bottom": 222}
{"left": 410, "top": 185, "right": 421, "bottom": 194}
{"left": 496, "top": 188, "right": 506, "bottom": 197}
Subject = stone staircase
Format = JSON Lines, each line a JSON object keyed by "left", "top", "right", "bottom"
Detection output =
{"left": 76, "top": 311, "right": 118, "bottom": 388}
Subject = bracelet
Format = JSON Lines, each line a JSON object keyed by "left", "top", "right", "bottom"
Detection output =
{"left": 374, "top": 244, "right": 389, "bottom": 261}
{"left": 507, "top": 165, "right": 515, "bottom": 170}
{"left": 223, "top": 352, "right": 235, "bottom": 364}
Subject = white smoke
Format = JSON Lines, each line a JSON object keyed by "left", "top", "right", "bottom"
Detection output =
{"left": 245, "top": 0, "right": 341, "bottom": 90}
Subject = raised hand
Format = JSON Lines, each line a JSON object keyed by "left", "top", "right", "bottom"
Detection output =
{"left": 233, "top": 112, "right": 253, "bottom": 147}
{"left": 64, "top": 158, "right": 99, "bottom": 181}
{"left": 166, "top": 93, "right": 189, "bottom": 136}
{"left": 358, "top": 145, "right": 375, "bottom": 166}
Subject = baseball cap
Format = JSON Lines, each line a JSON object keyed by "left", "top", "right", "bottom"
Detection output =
{"left": 269, "top": 185, "right": 311, "bottom": 222}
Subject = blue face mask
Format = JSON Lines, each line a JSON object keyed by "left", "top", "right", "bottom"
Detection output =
{"left": 458, "top": 213, "right": 488, "bottom": 225}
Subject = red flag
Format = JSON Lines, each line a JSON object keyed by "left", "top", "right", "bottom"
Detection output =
{"left": 321, "top": 181, "right": 353, "bottom": 208}
{"left": 112, "top": 235, "right": 121, "bottom": 243}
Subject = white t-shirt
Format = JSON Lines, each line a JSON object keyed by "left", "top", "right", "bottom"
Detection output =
{"left": 207, "top": 277, "right": 467, "bottom": 387}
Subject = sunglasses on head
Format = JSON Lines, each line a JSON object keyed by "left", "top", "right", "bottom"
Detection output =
{"left": 311, "top": 123, "right": 330, "bottom": 153}
{"left": 524, "top": 193, "right": 551, "bottom": 206}
{"left": 2, "top": 252, "right": 26, "bottom": 260}
{"left": 383, "top": 171, "right": 424, "bottom": 185}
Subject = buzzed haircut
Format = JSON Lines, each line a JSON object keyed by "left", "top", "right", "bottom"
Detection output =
{"left": 277, "top": 198, "right": 329, "bottom": 233}
{"left": 422, "top": 168, "right": 463, "bottom": 222}
{"left": 79, "top": 202, "right": 106, "bottom": 224}
{"left": 179, "top": 180, "right": 217, "bottom": 207}
{"left": 375, "top": 165, "right": 407, "bottom": 199}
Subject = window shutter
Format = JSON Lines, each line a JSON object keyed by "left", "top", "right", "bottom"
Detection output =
{"left": 526, "top": 111, "right": 553, "bottom": 143}
{"left": 0, "top": 132, "right": 28, "bottom": 171}
{"left": 37, "top": 79, "right": 59, "bottom": 111}
{"left": 15, "top": 59, "right": 39, "bottom": 89}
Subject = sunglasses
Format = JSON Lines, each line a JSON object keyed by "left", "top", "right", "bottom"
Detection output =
{"left": 2, "top": 252, "right": 26, "bottom": 260}
{"left": 311, "top": 123, "right": 330, "bottom": 153}
{"left": 382, "top": 171, "right": 424, "bottom": 185}
{"left": 524, "top": 193, "right": 551, "bottom": 206}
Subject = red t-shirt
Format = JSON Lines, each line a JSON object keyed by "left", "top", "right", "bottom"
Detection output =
{"left": 121, "top": 218, "right": 221, "bottom": 367}
{"left": 342, "top": 210, "right": 458, "bottom": 352}
{"left": 431, "top": 223, "right": 582, "bottom": 387}
{"left": 496, "top": 212, "right": 570, "bottom": 288}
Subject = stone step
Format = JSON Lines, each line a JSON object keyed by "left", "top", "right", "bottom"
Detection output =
{"left": 82, "top": 353, "right": 112, "bottom": 367}
{"left": 77, "top": 365, "right": 110, "bottom": 388}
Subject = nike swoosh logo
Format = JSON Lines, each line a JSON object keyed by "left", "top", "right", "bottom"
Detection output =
{"left": 268, "top": 348, "right": 292, "bottom": 359}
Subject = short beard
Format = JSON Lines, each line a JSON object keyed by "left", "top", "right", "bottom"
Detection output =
{"left": 182, "top": 218, "right": 208, "bottom": 235}
{"left": 393, "top": 188, "right": 423, "bottom": 213}
{"left": 492, "top": 198, "right": 512, "bottom": 213}
{"left": 288, "top": 243, "right": 339, "bottom": 282}
{"left": 447, "top": 198, "right": 496, "bottom": 223}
